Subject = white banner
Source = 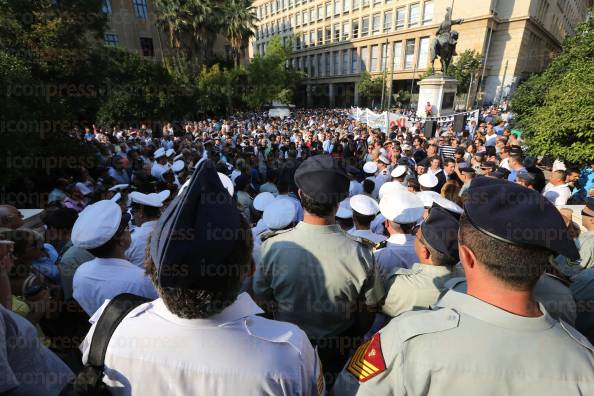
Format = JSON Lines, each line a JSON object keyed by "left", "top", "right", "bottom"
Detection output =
{"left": 350, "top": 107, "right": 480, "bottom": 130}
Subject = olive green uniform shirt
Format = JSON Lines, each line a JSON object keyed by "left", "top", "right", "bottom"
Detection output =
{"left": 333, "top": 290, "right": 594, "bottom": 395}
{"left": 253, "top": 222, "right": 385, "bottom": 339}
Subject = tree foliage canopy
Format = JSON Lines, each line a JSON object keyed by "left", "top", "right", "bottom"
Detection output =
{"left": 511, "top": 16, "right": 594, "bottom": 162}
{"left": 358, "top": 72, "right": 384, "bottom": 107}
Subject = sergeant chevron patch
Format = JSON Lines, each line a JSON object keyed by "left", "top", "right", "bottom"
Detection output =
{"left": 346, "top": 333, "right": 386, "bottom": 382}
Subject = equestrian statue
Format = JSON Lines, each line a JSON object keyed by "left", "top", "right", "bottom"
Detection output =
{"left": 430, "top": 7, "right": 464, "bottom": 75}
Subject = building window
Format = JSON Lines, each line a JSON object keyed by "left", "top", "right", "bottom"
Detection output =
{"left": 373, "top": 0, "right": 381, "bottom": 6}
{"left": 318, "top": 54, "right": 324, "bottom": 77}
{"left": 351, "top": 48, "right": 358, "bottom": 73}
{"left": 325, "top": 53, "right": 331, "bottom": 75}
{"left": 422, "top": 1, "right": 433, "bottom": 25}
{"left": 343, "top": 50, "right": 349, "bottom": 74}
{"left": 360, "top": 46, "right": 368, "bottom": 72}
{"left": 334, "top": 51, "right": 340, "bottom": 75}
{"left": 303, "top": 32, "right": 307, "bottom": 48}
{"left": 289, "top": 0, "right": 294, "bottom": 8}
{"left": 334, "top": 23, "right": 340, "bottom": 41}
{"left": 325, "top": 27, "right": 332, "bottom": 43}
{"left": 102, "top": 0, "right": 112, "bottom": 14}
{"left": 383, "top": 11, "right": 392, "bottom": 32}
{"left": 309, "top": 8, "right": 315, "bottom": 23}
{"left": 334, "top": 0, "right": 341, "bottom": 15}
{"left": 417, "top": 36, "right": 430, "bottom": 68}
{"left": 361, "top": 16, "right": 369, "bottom": 36}
{"left": 104, "top": 33, "right": 118, "bottom": 46}
{"left": 295, "top": 35, "right": 301, "bottom": 49}
{"left": 381, "top": 42, "right": 388, "bottom": 71}
{"left": 396, "top": 7, "right": 405, "bottom": 30}
{"left": 326, "top": 1, "right": 332, "bottom": 17}
{"left": 343, "top": 0, "right": 350, "bottom": 13}
{"left": 370, "top": 44, "right": 379, "bottom": 71}
{"left": 140, "top": 37, "right": 154, "bottom": 57}
{"left": 362, "top": 0, "right": 369, "bottom": 7}
{"left": 296, "top": 12, "right": 301, "bottom": 26}
{"left": 317, "top": 5, "right": 323, "bottom": 20}
{"left": 404, "top": 38, "right": 415, "bottom": 68}
{"left": 352, "top": 19, "right": 359, "bottom": 38}
{"left": 132, "top": 0, "right": 148, "bottom": 19}
{"left": 409, "top": 3, "right": 419, "bottom": 27}
{"left": 372, "top": 13, "right": 380, "bottom": 34}
{"left": 303, "top": 10, "right": 309, "bottom": 24}
{"left": 310, "top": 31, "right": 315, "bottom": 47}
{"left": 310, "top": 55, "right": 316, "bottom": 76}
{"left": 317, "top": 29, "right": 323, "bottom": 45}
{"left": 342, "top": 21, "right": 350, "bottom": 40}
{"left": 353, "top": 0, "right": 360, "bottom": 9}
{"left": 393, "top": 41, "right": 402, "bottom": 70}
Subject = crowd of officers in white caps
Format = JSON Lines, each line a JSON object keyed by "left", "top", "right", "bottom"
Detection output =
{"left": 1, "top": 107, "right": 594, "bottom": 395}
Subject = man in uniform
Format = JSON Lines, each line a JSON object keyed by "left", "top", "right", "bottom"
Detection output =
{"left": 374, "top": 190, "right": 424, "bottom": 285}
{"left": 382, "top": 206, "right": 458, "bottom": 318}
{"left": 333, "top": 177, "right": 594, "bottom": 395}
{"left": 348, "top": 194, "right": 386, "bottom": 244}
{"left": 253, "top": 155, "right": 384, "bottom": 381}
{"left": 80, "top": 160, "right": 324, "bottom": 395}
{"left": 577, "top": 198, "right": 594, "bottom": 269}
{"left": 125, "top": 192, "right": 163, "bottom": 268}
{"left": 71, "top": 200, "right": 158, "bottom": 316}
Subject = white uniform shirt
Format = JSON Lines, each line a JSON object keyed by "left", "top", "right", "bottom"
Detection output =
{"left": 374, "top": 234, "right": 418, "bottom": 286}
{"left": 543, "top": 183, "right": 571, "bottom": 206}
{"left": 125, "top": 220, "right": 157, "bottom": 268}
{"left": 73, "top": 258, "right": 158, "bottom": 316}
{"left": 348, "top": 229, "right": 387, "bottom": 244}
{"left": 80, "top": 293, "right": 324, "bottom": 396}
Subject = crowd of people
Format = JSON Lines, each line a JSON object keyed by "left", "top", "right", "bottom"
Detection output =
{"left": 1, "top": 106, "right": 594, "bottom": 395}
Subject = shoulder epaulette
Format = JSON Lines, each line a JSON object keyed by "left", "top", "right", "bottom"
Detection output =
{"left": 345, "top": 233, "right": 375, "bottom": 249}
{"left": 260, "top": 227, "right": 294, "bottom": 242}
{"left": 374, "top": 240, "right": 388, "bottom": 250}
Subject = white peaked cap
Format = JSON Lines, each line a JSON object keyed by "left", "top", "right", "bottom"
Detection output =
{"left": 379, "top": 190, "right": 424, "bottom": 224}
{"left": 71, "top": 200, "right": 123, "bottom": 249}
{"left": 130, "top": 191, "right": 163, "bottom": 208}
{"left": 263, "top": 199, "right": 296, "bottom": 230}
{"left": 363, "top": 161, "right": 378, "bottom": 174}
{"left": 350, "top": 194, "right": 380, "bottom": 216}
{"left": 378, "top": 181, "right": 405, "bottom": 201}
{"left": 336, "top": 197, "right": 353, "bottom": 219}
{"left": 418, "top": 173, "right": 439, "bottom": 188}
{"left": 253, "top": 192, "right": 276, "bottom": 212}
{"left": 391, "top": 165, "right": 407, "bottom": 178}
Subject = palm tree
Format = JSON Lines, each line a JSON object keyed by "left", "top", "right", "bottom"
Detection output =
{"left": 222, "top": 0, "right": 256, "bottom": 67}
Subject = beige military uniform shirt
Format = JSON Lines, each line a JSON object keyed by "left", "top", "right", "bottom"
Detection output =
{"left": 333, "top": 290, "right": 594, "bottom": 395}
{"left": 253, "top": 222, "right": 385, "bottom": 339}
{"left": 382, "top": 263, "right": 455, "bottom": 317}
{"left": 445, "top": 273, "right": 577, "bottom": 325}
{"left": 570, "top": 267, "right": 594, "bottom": 333}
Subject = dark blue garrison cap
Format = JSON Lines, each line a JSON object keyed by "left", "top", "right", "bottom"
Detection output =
{"left": 422, "top": 206, "right": 460, "bottom": 260}
{"left": 294, "top": 154, "right": 349, "bottom": 204}
{"left": 150, "top": 159, "right": 244, "bottom": 290}
{"left": 463, "top": 177, "right": 579, "bottom": 260}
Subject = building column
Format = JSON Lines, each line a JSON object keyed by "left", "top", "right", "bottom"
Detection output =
{"left": 306, "top": 84, "right": 313, "bottom": 108}
{"left": 329, "top": 83, "right": 335, "bottom": 107}
{"left": 354, "top": 82, "right": 359, "bottom": 107}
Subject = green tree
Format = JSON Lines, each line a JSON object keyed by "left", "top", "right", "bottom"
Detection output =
{"left": 511, "top": 16, "right": 594, "bottom": 163}
{"left": 448, "top": 50, "right": 482, "bottom": 92}
{"left": 222, "top": 0, "right": 257, "bottom": 67}
{"left": 358, "top": 72, "right": 384, "bottom": 108}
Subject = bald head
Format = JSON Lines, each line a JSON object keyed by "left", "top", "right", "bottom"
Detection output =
{"left": 550, "top": 170, "right": 566, "bottom": 185}
{"left": 0, "top": 205, "right": 24, "bottom": 229}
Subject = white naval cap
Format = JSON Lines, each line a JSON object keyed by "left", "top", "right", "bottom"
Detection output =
{"left": 335, "top": 197, "right": 353, "bottom": 219}
{"left": 418, "top": 173, "right": 439, "bottom": 189}
{"left": 130, "top": 191, "right": 163, "bottom": 208}
{"left": 253, "top": 191, "right": 276, "bottom": 212}
{"left": 71, "top": 200, "right": 125, "bottom": 249}
{"left": 350, "top": 194, "right": 380, "bottom": 216}
{"left": 263, "top": 199, "right": 296, "bottom": 230}
{"left": 154, "top": 147, "right": 166, "bottom": 159}
{"left": 75, "top": 182, "right": 92, "bottom": 196}
{"left": 379, "top": 190, "right": 424, "bottom": 224}
{"left": 173, "top": 153, "right": 184, "bottom": 161}
{"left": 108, "top": 184, "right": 129, "bottom": 192}
{"left": 110, "top": 192, "right": 121, "bottom": 203}
{"left": 378, "top": 181, "right": 405, "bottom": 201}
{"left": 172, "top": 160, "right": 185, "bottom": 173}
{"left": 166, "top": 148, "right": 175, "bottom": 157}
{"left": 156, "top": 189, "right": 171, "bottom": 202}
{"left": 218, "top": 172, "right": 234, "bottom": 196}
{"left": 363, "top": 161, "right": 378, "bottom": 174}
{"left": 416, "top": 191, "right": 463, "bottom": 214}
{"left": 378, "top": 155, "right": 390, "bottom": 165}
{"left": 391, "top": 165, "right": 407, "bottom": 178}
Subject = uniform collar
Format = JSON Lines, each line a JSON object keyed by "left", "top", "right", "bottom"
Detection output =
{"left": 139, "top": 220, "right": 158, "bottom": 229}
{"left": 152, "top": 292, "right": 263, "bottom": 327}
{"left": 296, "top": 221, "right": 342, "bottom": 234}
{"left": 412, "top": 262, "right": 453, "bottom": 275}
{"left": 93, "top": 257, "right": 134, "bottom": 267}
{"left": 436, "top": 290, "right": 557, "bottom": 331}
{"left": 387, "top": 233, "right": 414, "bottom": 245}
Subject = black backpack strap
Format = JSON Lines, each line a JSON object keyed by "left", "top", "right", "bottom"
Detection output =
{"left": 87, "top": 293, "right": 151, "bottom": 368}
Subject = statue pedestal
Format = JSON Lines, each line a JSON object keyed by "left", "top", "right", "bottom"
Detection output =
{"left": 416, "top": 76, "right": 459, "bottom": 118}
